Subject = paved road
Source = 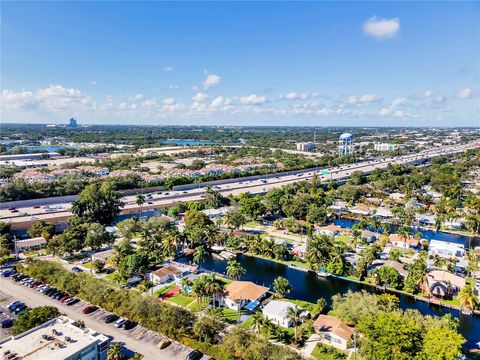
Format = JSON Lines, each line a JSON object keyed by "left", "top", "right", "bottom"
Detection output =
{"left": 1, "top": 279, "right": 191, "bottom": 360}
{"left": 1, "top": 142, "right": 477, "bottom": 228}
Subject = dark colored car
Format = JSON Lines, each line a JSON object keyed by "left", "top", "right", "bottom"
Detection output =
{"left": 60, "top": 295, "right": 70, "bottom": 303}
{"left": 82, "top": 306, "right": 98, "bottom": 314}
{"left": 103, "top": 314, "right": 119, "bottom": 323}
{"left": 1, "top": 270, "right": 12, "bottom": 277}
{"left": 1, "top": 319, "right": 14, "bottom": 328}
{"left": 45, "top": 289, "right": 57, "bottom": 296}
{"left": 122, "top": 320, "right": 137, "bottom": 330}
{"left": 14, "top": 305, "right": 27, "bottom": 314}
{"left": 65, "top": 298, "right": 79, "bottom": 306}
{"left": 54, "top": 292, "right": 65, "bottom": 300}
{"left": 72, "top": 267, "right": 83, "bottom": 273}
{"left": 9, "top": 302, "right": 25, "bottom": 312}
{"left": 7, "top": 301, "right": 22, "bottom": 311}
{"left": 185, "top": 350, "right": 204, "bottom": 360}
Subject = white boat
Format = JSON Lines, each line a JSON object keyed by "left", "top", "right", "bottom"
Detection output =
{"left": 219, "top": 251, "right": 236, "bottom": 260}
{"left": 317, "top": 269, "right": 332, "bottom": 278}
{"left": 210, "top": 245, "right": 225, "bottom": 253}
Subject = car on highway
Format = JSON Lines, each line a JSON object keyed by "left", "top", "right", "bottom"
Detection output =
{"left": 114, "top": 318, "right": 127, "bottom": 328}
{"left": 7, "top": 207, "right": 16, "bottom": 211}
{"left": 103, "top": 314, "right": 119, "bottom": 323}
{"left": 1, "top": 319, "right": 14, "bottom": 328}
{"left": 185, "top": 350, "right": 204, "bottom": 360}
{"left": 82, "top": 305, "right": 98, "bottom": 314}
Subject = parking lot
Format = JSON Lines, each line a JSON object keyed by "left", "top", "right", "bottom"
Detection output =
{"left": 0, "top": 291, "right": 17, "bottom": 340}
{"left": 1, "top": 273, "right": 193, "bottom": 359}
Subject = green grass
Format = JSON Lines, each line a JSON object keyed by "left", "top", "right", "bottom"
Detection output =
{"left": 241, "top": 315, "right": 255, "bottom": 329}
{"left": 168, "top": 293, "right": 197, "bottom": 307}
{"left": 82, "top": 262, "right": 92, "bottom": 269}
{"left": 311, "top": 343, "right": 348, "bottom": 360}
{"left": 23, "top": 249, "right": 46, "bottom": 257}
{"left": 442, "top": 296, "right": 460, "bottom": 307}
{"left": 154, "top": 283, "right": 176, "bottom": 297}
{"left": 245, "top": 221, "right": 260, "bottom": 227}
{"left": 280, "top": 298, "right": 316, "bottom": 312}
{"left": 221, "top": 308, "right": 244, "bottom": 323}
{"left": 106, "top": 273, "right": 116, "bottom": 281}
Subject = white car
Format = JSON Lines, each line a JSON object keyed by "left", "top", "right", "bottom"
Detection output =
{"left": 114, "top": 318, "right": 127, "bottom": 328}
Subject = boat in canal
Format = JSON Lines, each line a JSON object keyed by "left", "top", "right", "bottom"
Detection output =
{"left": 317, "top": 269, "right": 332, "bottom": 278}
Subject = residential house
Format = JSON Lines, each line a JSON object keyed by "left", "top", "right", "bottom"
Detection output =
{"left": 91, "top": 249, "right": 115, "bottom": 264}
{"left": 388, "top": 234, "right": 419, "bottom": 249}
{"left": 427, "top": 270, "right": 466, "bottom": 298}
{"left": 374, "top": 207, "right": 394, "bottom": 219}
{"left": 428, "top": 239, "right": 465, "bottom": 259}
{"left": 348, "top": 204, "right": 373, "bottom": 216}
{"left": 221, "top": 281, "right": 269, "bottom": 311}
{"left": 313, "top": 315, "right": 354, "bottom": 350}
{"left": 361, "top": 230, "right": 380, "bottom": 243}
{"left": 149, "top": 263, "right": 191, "bottom": 285}
{"left": 381, "top": 260, "right": 409, "bottom": 279}
{"left": 262, "top": 300, "right": 299, "bottom": 328}
{"left": 291, "top": 244, "right": 307, "bottom": 259}
{"left": 14, "top": 237, "right": 47, "bottom": 252}
{"left": 316, "top": 225, "right": 344, "bottom": 236}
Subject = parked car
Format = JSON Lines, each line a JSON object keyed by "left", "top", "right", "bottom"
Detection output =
{"left": 82, "top": 306, "right": 98, "bottom": 314}
{"left": 114, "top": 318, "right": 127, "bottom": 328}
{"left": 33, "top": 205, "right": 41, "bottom": 209}
{"left": 1, "top": 319, "right": 14, "bottom": 328}
{"left": 7, "top": 301, "right": 22, "bottom": 311}
{"left": 72, "top": 267, "right": 83, "bottom": 273}
{"left": 185, "top": 350, "right": 204, "bottom": 360}
{"left": 60, "top": 295, "right": 70, "bottom": 303}
{"left": 157, "top": 339, "right": 172, "bottom": 350}
{"left": 14, "top": 305, "right": 28, "bottom": 314}
{"left": 81, "top": 258, "right": 91, "bottom": 264}
{"left": 103, "top": 314, "right": 119, "bottom": 324}
{"left": 1, "top": 270, "right": 13, "bottom": 277}
{"left": 65, "top": 298, "right": 79, "bottom": 306}
{"left": 122, "top": 320, "right": 137, "bottom": 330}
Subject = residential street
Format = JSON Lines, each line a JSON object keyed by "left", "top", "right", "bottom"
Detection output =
{"left": 1, "top": 279, "right": 191, "bottom": 360}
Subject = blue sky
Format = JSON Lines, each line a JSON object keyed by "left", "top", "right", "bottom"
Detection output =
{"left": 1, "top": 1, "right": 479, "bottom": 126}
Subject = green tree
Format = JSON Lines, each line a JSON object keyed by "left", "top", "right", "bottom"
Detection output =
{"left": 458, "top": 284, "right": 479, "bottom": 312}
{"left": 27, "top": 220, "right": 55, "bottom": 240}
{"left": 85, "top": 223, "right": 113, "bottom": 250}
{"left": 223, "top": 208, "right": 246, "bottom": 230}
{"left": 226, "top": 259, "right": 246, "bottom": 280}
{"left": 273, "top": 276, "right": 291, "bottom": 298}
{"left": 419, "top": 324, "right": 465, "bottom": 360}
{"left": 193, "top": 245, "right": 208, "bottom": 264}
{"left": 72, "top": 182, "right": 124, "bottom": 224}
{"left": 239, "top": 196, "right": 266, "bottom": 220}
{"left": 286, "top": 305, "right": 303, "bottom": 344}
{"left": 372, "top": 266, "right": 403, "bottom": 289}
{"left": 13, "top": 306, "right": 60, "bottom": 335}
{"left": 193, "top": 314, "right": 226, "bottom": 343}
{"left": 107, "top": 342, "right": 125, "bottom": 360}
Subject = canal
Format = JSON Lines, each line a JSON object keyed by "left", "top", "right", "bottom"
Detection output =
{"left": 184, "top": 254, "right": 480, "bottom": 348}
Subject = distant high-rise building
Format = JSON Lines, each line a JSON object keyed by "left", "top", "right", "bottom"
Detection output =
{"left": 338, "top": 133, "right": 354, "bottom": 156}
{"left": 296, "top": 142, "right": 316, "bottom": 152}
{"left": 374, "top": 143, "right": 398, "bottom": 152}
{"left": 68, "top": 117, "right": 78, "bottom": 128}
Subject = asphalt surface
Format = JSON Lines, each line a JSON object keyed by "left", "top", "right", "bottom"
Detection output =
{"left": 1, "top": 278, "right": 191, "bottom": 360}
{"left": 1, "top": 142, "right": 476, "bottom": 226}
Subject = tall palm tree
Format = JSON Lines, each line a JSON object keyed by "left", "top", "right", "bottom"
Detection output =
{"left": 458, "top": 284, "right": 479, "bottom": 312}
{"left": 107, "top": 342, "right": 124, "bottom": 360}
{"left": 131, "top": 353, "right": 143, "bottom": 360}
{"left": 250, "top": 311, "right": 264, "bottom": 333}
{"left": 136, "top": 194, "right": 145, "bottom": 214}
{"left": 193, "top": 245, "right": 208, "bottom": 264}
{"left": 226, "top": 260, "right": 246, "bottom": 280}
{"left": 203, "top": 274, "right": 224, "bottom": 308}
{"left": 160, "top": 236, "right": 176, "bottom": 258}
{"left": 398, "top": 226, "right": 412, "bottom": 255}
{"left": 286, "top": 305, "right": 303, "bottom": 344}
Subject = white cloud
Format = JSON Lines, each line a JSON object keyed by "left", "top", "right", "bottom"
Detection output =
{"left": 163, "top": 66, "right": 174, "bottom": 72}
{"left": 342, "top": 94, "right": 381, "bottom": 105}
{"left": 89, "top": 80, "right": 98, "bottom": 85}
{"left": 142, "top": 97, "right": 157, "bottom": 108}
{"left": 162, "top": 97, "right": 175, "bottom": 105}
{"left": 168, "top": 84, "right": 179, "bottom": 90}
{"left": 192, "top": 92, "right": 209, "bottom": 102}
{"left": 240, "top": 94, "right": 268, "bottom": 105}
{"left": 391, "top": 97, "right": 406, "bottom": 106}
{"left": 417, "top": 90, "right": 434, "bottom": 99}
{"left": 456, "top": 88, "right": 474, "bottom": 99}
{"left": 210, "top": 96, "right": 225, "bottom": 109}
{"left": 129, "top": 93, "right": 144, "bottom": 101}
{"left": 363, "top": 16, "right": 400, "bottom": 39}
{"left": 280, "top": 91, "right": 321, "bottom": 101}
{"left": 202, "top": 74, "right": 221, "bottom": 90}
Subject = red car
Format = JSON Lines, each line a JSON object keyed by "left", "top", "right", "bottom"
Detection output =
{"left": 82, "top": 305, "right": 98, "bottom": 314}
{"left": 8, "top": 207, "right": 16, "bottom": 211}
{"left": 33, "top": 205, "right": 41, "bottom": 209}
{"left": 60, "top": 295, "right": 70, "bottom": 303}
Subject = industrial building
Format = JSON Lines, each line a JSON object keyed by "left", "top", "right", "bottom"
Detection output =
{"left": 338, "top": 133, "right": 354, "bottom": 156}
{"left": 0, "top": 316, "right": 110, "bottom": 360}
{"left": 296, "top": 142, "right": 316, "bottom": 152}
{"left": 374, "top": 143, "right": 399, "bottom": 152}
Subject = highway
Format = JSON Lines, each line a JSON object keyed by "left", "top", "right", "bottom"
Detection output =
{"left": 1, "top": 142, "right": 477, "bottom": 229}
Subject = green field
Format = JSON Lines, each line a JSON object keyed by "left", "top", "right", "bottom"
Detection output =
{"left": 154, "top": 283, "right": 176, "bottom": 297}
{"left": 311, "top": 343, "right": 348, "bottom": 360}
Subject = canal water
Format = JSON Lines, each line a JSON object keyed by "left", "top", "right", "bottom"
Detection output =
{"left": 334, "top": 218, "right": 480, "bottom": 249}
{"left": 183, "top": 254, "right": 480, "bottom": 348}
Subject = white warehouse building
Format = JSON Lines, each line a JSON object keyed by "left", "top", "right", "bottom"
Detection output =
{"left": 374, "top": 143, "right": 399, "bottom": 152}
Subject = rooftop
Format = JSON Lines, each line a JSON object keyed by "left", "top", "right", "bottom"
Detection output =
{"left": 225, "top": 281, "right": 269, "bottom": 301}
{"left": 313, "top": 315, "right": 354, "bottom": 341}
{"left": 0, "top": 316, "right": 109, "bottom": 360}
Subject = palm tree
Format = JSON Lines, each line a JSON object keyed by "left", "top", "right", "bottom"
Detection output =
{"left": 398, "top": 226, "right": 412, "bottom": 255}
{"left": 250, "top": 311, "right": 264, "bottom": 333}
{"left": 203, "top": 274, "right": 224, "bottom": 308}
{"left": 226, "top": 260, "right": 246, "bottom": 280}
{"left": 193, "top": 245, "right": 208, "bottom": 264}
{"left": 286, "top": 305, "right": 303, "bottom": 344}
{"left": 273, "top": 276, "right": 291, "bottom": 298}
{"left": 131, "top": 353, "right": 143, "bottom": 360}
{"left": 136, "top": 194, "right": 145, "bottom": 213}
{"left": 458, "top": 284, "right": 479, "bottom": 313}
{"left": 107, "top": 342, "right": 124, "bottom": 360}
{"left": 160, "top": 236, "right": 176, "bottom": 258}
{"left": 180, "top": 277, "right": 192, "bottom": 294}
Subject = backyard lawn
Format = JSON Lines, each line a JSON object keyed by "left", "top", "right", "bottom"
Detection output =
{"left": 311, "top": 343, "right": 348, "bottom": 360}
{"left": 153, "top": 283, "right": 176, "bottom": 297}
{"left": 168, "top": 293, "right": 198, "bottom": 308}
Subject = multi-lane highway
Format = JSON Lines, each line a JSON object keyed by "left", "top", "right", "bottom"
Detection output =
{"left": 1, "top": 142, "right": 477, "bottom": 230}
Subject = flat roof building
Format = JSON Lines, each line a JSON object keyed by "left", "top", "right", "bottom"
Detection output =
{"left": 296, "top": 142, "right": 316, "bottom": 152}
{"left": 0, "top": 316, "right": 110, "bottom": 360}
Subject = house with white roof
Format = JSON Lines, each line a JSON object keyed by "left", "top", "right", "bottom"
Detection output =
{"left": 262, "top": 300, "right": 298, "bottom": 328}
{"left": 428, "top": 239, "right": 465, "bottom": 259}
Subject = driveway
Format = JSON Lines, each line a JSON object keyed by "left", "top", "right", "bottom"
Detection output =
{"left": 1, "top": 278, "right": 191, "bottom": 360}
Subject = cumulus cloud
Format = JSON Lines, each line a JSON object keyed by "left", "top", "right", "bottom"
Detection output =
{"left": 163, "top": 66, "right": 174, "bottom": 72}
{"left": 192, "top": 92, "right": 209, "bottom": 102}
{"left": 456, "top": 88, "right": 477, "bottom": 99}
{"left": 210, "top": 96, "right": 225, "bottom": 109}
{"left": 280, "top": 92, "right": 321, "bottom": 101}
{"left": 162, "top": 97, "right": 175, "bottom": 105}
{"left": 240, "top": 94, "right": 268, "bottom": 105}
{"left": 342, "top": 94, "right": 382, "bottom": 105}
{"left": 391, "top": 97, "right": 406, "bottom": 106}
{"left": 89, "top": 80, "right": 98, "bottom": 85}
{"left": 129, "top": 93, "right": 144, "bottom": 101}
{"left": 202, "top": 73, "right": 221, "bottom": 90}
{"left": 363, "top": 16, "right": 400, "bottom": 39}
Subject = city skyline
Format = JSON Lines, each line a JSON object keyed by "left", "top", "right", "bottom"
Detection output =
{"left": 1, "top": 1, "right": 479, "bottom": 127}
